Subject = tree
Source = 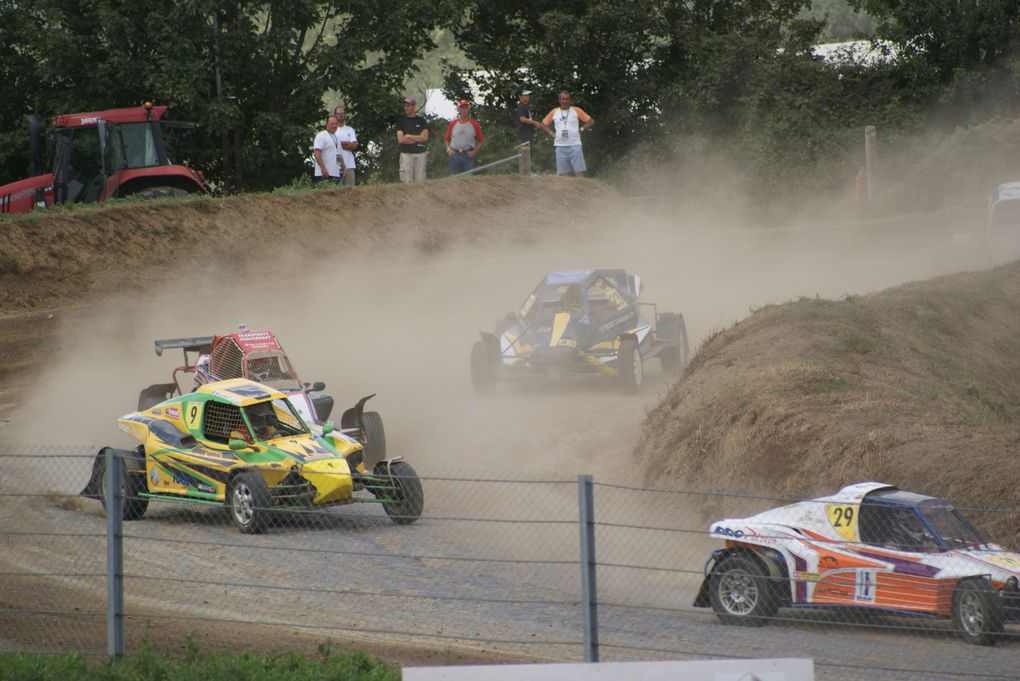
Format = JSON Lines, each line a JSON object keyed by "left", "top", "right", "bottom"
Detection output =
{"left": 444, "top": 1, "right": 818, "bottom": 174}
{"left": 0, "top": 1, "right": 454, "bottom": 190}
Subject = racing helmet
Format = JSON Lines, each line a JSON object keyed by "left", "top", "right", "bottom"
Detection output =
{"left": 561, "top": 285, "right": 584, "bottom": 313}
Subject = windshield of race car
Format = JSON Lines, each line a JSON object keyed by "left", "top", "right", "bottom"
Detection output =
{"left": 920, "top": 504, "right": 986, "bottom": 549}
{"left": 245, "top": 352, "right": 301, "bottom": 391}
{"left": 242, "top": 399, "right": 307, "bottom": 441}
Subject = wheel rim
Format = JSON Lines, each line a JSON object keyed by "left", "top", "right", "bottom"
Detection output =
{"left": 958, "top": 590, "right": 985, "bottom": 636}
{"left": 719, "top": 569, "right": 759, "bottom": 616}
{"left": 232, "top": 482, "right": 254, "bottom": 526}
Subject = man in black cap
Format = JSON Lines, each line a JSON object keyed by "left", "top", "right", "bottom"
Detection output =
{"left": 515, "top": 87, "right": 552, "bottom": 145}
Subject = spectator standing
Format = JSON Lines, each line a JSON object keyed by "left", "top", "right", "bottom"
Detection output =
{"left": 444, "top": 99, "right": 485, "bottom": 176}
{"left": 395, "top": 97, "right": 429, "bottom": 183}
{"left": 542, "top": 90, "right": 594, "bottom": 177}
{"left": 515, "top": 87, "right": 552, "bottom": 145}
{"left": 333, "top": 106, "right": 358, "bottom": 187}
{"left": 312, "top": 115, "right": 348, "bottom": 184}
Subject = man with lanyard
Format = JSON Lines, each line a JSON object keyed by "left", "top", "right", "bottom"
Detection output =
{"left": 333, "top": 106, "right": 358, "bottom": 187}
{"left": 395, "top": 97, "right": 430, "bottom": 182}
{"left": 542, "top": 90, "right": 594, "bottom": 177}
{"left": 443, "top": 99, "right": 485, "bottom": 176}
{"left": 312, "top": 115, "right": 348, "bottom": 184}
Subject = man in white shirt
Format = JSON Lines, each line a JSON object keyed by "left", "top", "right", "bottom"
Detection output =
{"left": 333, "top": 106, "right": 358, "bottom": 187}
{"left": 542, "top": 90, "right": 594, "bottom": 177}
{"left": 312, "top": 115, "right": 348, "bottom": 184}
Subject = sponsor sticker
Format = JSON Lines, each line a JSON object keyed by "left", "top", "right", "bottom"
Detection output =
{"left": 855, "top": 568, "right": 877, "bottom": 603}
{"left": 166, "top": 407, "right": 180, "bottom": 419}
{"left": 795, "top": 571, "right": 821, "bottom": 582}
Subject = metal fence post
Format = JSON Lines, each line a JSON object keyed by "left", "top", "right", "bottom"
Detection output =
{"left": 578, "top": 474, "right": 598, "bottom": 662}
{"left": 105, "top": 449, "right": 125, "bottom": 659}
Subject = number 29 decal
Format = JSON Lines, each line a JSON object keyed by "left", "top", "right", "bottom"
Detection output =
{"left": 826, "top": 504, "right": 858, "bottom": 542}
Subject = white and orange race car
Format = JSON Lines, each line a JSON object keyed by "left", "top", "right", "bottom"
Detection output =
{"left": 694, "top": 482, "right": 1020, "bottom": 645}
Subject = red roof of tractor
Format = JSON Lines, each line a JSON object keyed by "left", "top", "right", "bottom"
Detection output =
{"left": 51, "top": 105, "right": 169, "bottom": 128}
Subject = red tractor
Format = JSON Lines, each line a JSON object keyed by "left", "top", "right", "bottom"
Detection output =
{"left": 0, "top": 102, "right": 206, "bottom": 214}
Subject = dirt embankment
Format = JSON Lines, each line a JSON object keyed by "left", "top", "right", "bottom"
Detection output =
{"left": 636, "top": 262, "right": 1020, "bottom": 544}
{"left": 0, "top": 176, "right": 614, "bottom": 314}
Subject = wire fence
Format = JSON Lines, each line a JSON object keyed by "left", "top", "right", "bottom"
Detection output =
{"left": 1, "top": 447, "right": 1018, "bottom": 680}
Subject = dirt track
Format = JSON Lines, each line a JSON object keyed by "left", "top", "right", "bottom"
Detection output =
{"left": 2, "top": 177, "right": 1018, "bottom": 673}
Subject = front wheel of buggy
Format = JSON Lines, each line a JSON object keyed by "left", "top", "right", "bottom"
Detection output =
{"left": 380, "top": 461, "right": 423, "bottom": 525}
{"left": 471, "top": 340, "right": 497, "bottom": 396}
{"left": 98, "top": 455, "right": 149, "bottom": 521}
{"left": 228, "top": 472, "right": 272, "bottom": 534}
{"left": 618, "top": 338, "right": 643, "bottom": 393}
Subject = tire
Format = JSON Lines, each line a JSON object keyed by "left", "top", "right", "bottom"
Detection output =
{"left": 617, "top": 338, "right": 643, "bottom": 394}
{"left": 379, "top": 461, "right": 423, "bottom": 525}
{"left": 228, "top": 472, "right": 272, "bottom": 534}
{"left": 470, "top": 340, "right": 497, "bottom": 396}
{"left": 708, "top": 554, "right": 778, "bottom": 626}
{"left": 660, "top": 347, "right": 683, "bottom": 377}
{"left": 360, "top": 410, "right": 386, "bottom": 467}
{"left": 952, "top": 577, "right": 1005, "bottom": 646}
{"left": 130, "top": 186, "right": 190, "bottom": 201}
{"left": 98, "top": 455, "right": 149, "bottom": 521}
{"left": 138, "top": 383, "right": 175, "bottom": 411}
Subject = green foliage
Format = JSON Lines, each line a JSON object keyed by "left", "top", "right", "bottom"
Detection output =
{"left": 0, "top": 644, "right": 399, "bottom": 681}
{"left": 0, "top": 1, "right": 454, "bottom": 191}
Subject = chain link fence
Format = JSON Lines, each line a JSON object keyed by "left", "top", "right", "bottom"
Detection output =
{"left": 1, "top": 448, "right": 1017, "bottom": 680}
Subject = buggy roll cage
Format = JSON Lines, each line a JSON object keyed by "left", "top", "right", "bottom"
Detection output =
{"left": 153, "top": 336, "right": 214, "bottom": 396}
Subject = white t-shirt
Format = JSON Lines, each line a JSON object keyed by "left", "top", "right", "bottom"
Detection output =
{"left": 313, "top": 129, "right": 342, "bottom": 177}
{"left": 543, "top": 106, "right": 591, "bottom": 147}
{"left": 336, "top": 125, "right": 358, "bottom": 169}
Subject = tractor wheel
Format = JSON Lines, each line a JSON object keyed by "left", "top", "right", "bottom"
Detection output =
{"left": 98, "top": 454, "right": 149, "bottom": 521}
{"left": 708, "top": 554, "right": 778, "bottom": 626}
{"left": 617, "top": 338, "right": 643, "bottom": 393}
{"left": 137, "top": 383, "right": 175, "bottom": 411}
{"left": 379, "top": 461, "right": 424, "bottom": 525}
{"left": 228, "top": 472, "right": 272, "bottom": 534}
{"left": 952, "top": 577, "right": 1005, "bottom": 645}
{"left": 360, "top": 411, "right": 387, "bottom": 467}
{"left": 470, "top": 340, "right": 497, "bottom": 396}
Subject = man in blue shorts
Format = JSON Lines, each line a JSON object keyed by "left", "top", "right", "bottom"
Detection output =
{"left": 542, "top": 90, "right": 594, "bottom": 177}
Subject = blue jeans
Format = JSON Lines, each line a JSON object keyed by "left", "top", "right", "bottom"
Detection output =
{"left": 448, "top": 151, "right": 475, "bottom": 176}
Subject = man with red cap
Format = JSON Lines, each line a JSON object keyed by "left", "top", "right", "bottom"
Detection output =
{"left": 443, "top": 99, "right": 485, "bottom": 176}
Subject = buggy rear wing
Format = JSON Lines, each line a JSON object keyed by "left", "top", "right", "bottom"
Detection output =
{"left": 154, "top": 336, "right": 214, "bottom": 357}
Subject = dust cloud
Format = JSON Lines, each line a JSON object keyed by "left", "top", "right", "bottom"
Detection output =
{"left": 4, "top": 175, "right": 1000, "bottom": 489}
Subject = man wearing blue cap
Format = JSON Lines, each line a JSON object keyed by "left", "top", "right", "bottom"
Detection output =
{"left": 515, "top": 87, "right": 553, "bottom": 145}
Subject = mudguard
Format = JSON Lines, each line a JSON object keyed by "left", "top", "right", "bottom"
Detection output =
{"left": 340, "top": 394, "right": 376, "bottom": 432}
{"left": 80, "top": 446, "right": 146, "bottom": 499}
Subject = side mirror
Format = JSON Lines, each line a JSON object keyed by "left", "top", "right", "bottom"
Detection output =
{"left": 322, "top": 421, "right": 335, "bottom": 435}
{"left": 228, "top": 438, "right": 251, "bottom": 451}
{"left": 309, "top": 381, "right": 326, "bottom": 392}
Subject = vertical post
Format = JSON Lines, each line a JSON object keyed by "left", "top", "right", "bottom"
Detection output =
{"left": 864, "top": 125, "right": 877, "bottom": 203}
{"left": 105, "top": 449, "right": 124, "bottom": 660}
{"left": 578, "top": 474, "right": 598, "bottom": 662}
{"left": 519, "top": 142, "right": 531, "bottom": 176}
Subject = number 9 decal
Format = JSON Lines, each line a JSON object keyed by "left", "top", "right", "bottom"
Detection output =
{"left": 186, "top": 402, "right": 202, "bottom": 431}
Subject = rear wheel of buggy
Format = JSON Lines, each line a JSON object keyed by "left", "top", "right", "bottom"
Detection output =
{"left": 228, "top": 472, "right": 272, "bottom": 534}
{"left": 98, "top": 453, "right": 149, "bottom": 521}
{"left": 378, "top": 461, "right": 423, "bottom": 525}
{"left": 708, "top": 554, "right": 778, "bottom": 626}
{"left": 471, "top": 340, "right": 497, "bottom": 396}
{"left": 360, "top": 410, "right": 386, "bottom": 467}
{"left": 137, "top": 383, "right": 175, "bottom": 410}
{"left": 618, "top": 338, "right": 643, "bottom": 393}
